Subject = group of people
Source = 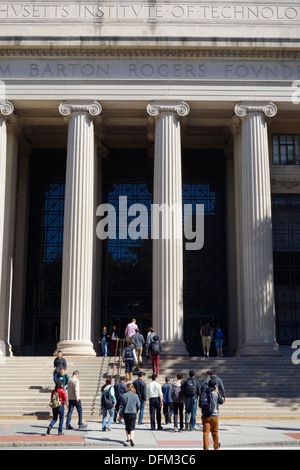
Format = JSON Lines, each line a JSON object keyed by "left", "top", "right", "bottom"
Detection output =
{"left": 200, "top": 322, "right": 224, "bottom": 358}
{"left": 99, "top": 319, "right": 162, "bottom": 379}
{"left": 101, "top": 369, "right": 226, "bottom": 450}
{"left": 48, "top": 350, "right": 87, "bottom": 435}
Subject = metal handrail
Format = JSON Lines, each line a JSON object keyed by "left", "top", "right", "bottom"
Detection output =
{"left": 112, "top": 337, "right": 125, "bottom": 383}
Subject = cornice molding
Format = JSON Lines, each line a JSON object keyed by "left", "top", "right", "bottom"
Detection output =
{"left": 1, "top": 47, "right": 300, "bottom": 59}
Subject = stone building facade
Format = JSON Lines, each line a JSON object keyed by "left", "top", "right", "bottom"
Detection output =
{"left": 0, "top": 1, "right": 300, "bottom": 356}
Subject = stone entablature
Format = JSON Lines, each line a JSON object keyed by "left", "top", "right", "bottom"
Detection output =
{"left": 0, "top": 1, "right": 299, "bottom": 47}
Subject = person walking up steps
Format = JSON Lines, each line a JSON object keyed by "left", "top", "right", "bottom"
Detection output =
{"left": 171, "top": 373, "right": 184, "bottom": 432}
{"left": 47, "top": 379, "right": 67, "bottom": 435}
{"left": 65, "top": 371, "right": 87, "bottom": 430}
{"left": 147, "top": 374, "right": 163, "bottom": 430}
{"left": 162, "top": 377, "right": 173, "bottom": 425}
{"left": 101, "top": 378, "right": 116, "bottom": 431}
{"left": 200, "top": 378, "right": 224, "bottom": 450}
{"left": 182, "top": 370, "right": 201, "bottom": 431}
{"left": 123, "top": 341, "right": 137, "bottom": 381}
{"left": 120, "top": 383, "right": 140, "bottom": 447}
{"left": 148, "top": 335, "right": 162, "bottom": 375}
{"left": 133, "top": 371, "right": 147, "bottom": 425}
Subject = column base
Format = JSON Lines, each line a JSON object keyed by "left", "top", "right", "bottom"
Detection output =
{"left": 55, "top": 340, "right": 96, "bottom": 357}
{"left": 160, "top": 341, "right": 189, "bottom": 357}
{"left": 235, "top": 341, "right": 281, "bottom": 357}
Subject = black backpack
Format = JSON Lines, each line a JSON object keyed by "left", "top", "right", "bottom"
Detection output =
{"left": 101, "top": 387, "right": 114, "bottom": 410}
{"left": 184, "top": 378, "right": 198, "bottom": 396}
{"left": 199, "top": 389, "right": 215, "bottom": 417}
{"left": 149, "top": 340, "right": 161, "bottom": 356}
{"left": 124, "top": 346, "right": 133, "bottom": 359}
{"left": 171, "top": 383, "right": 183, "bottom": 403}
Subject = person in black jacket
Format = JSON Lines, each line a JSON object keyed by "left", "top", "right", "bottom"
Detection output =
{"left": 133, "top": 371, "right": 147, "bottom": 425}
{"left": 53, "top": 350, "right": 67, "bottom": 384}
{"left": 114, "top": 376, "right": 127, "bottom": 424}
{"left": 181, "top": 370, "right": 201, "bottom": 431}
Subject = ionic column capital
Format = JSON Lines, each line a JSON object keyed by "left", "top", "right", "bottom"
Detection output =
{"left": 0, "top": 101, "right": 14, "bottom": 119}
{"left": 234, "top": 102, "right": 277, "bottom": 119}
{"left": 147, "top": 101, "right": 190, "bottom": 118}
{"left": 59, "top": 100, "right": 102, "bottom": 122}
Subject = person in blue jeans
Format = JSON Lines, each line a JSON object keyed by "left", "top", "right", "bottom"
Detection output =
{"left": 98, "top": 326, "right": 110, "bottom": 356}
{"left": 47, "top": 380, "right": 67, "bottom": 435}
{"left": 101, "top": 378, "right": 116, "bottom": 431}
{"left": 181, "top": 370, "right": 201, "bottom": 431}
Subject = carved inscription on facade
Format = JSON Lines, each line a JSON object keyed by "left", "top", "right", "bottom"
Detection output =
{"left": 0, "top": 3, "right": 299, "bottom": 22}
{"left": 0, "top": 60, "right": 300, "bottom": 80}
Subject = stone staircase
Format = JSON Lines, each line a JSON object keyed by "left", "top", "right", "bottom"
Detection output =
{"left": 1, "top": 351, "right": 300, "bottom": 419}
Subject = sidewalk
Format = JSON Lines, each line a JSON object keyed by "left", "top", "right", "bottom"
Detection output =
{"left": 1, "top": 418, "right": 300, "bottom": 449}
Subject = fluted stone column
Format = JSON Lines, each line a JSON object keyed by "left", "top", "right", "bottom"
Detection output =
{"left": 0, "top": 101, "right": 15, "bottom": 355}
{"left": 56, "top": 101, "right": 102, "bottom": 356}
{"left": 147, "top": 101, "right": 189, "bottom": 356}
{"left": 234, "top": 102, "right": 280, "bottom": 356}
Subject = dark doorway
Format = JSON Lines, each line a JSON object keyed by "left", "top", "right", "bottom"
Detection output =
{"left": 23, "top": 149, "right": 66, "bottom": 355}
{"left": 182, "top": 149, "right": 227, "bottom": 356}
{"left": 101, "top": 149, "right": 153, "bottom": 345}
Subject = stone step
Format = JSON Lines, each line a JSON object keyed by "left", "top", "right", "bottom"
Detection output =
{"left": 1, "top": 355, "right": 300, "bottom": 418}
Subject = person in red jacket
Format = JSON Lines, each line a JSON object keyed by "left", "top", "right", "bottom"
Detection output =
{"left": 47, "top": 380, "right": 67, "bottom": 435}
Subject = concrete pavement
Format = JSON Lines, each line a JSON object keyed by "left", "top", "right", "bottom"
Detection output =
{"left": 1, "top": 418, "right": 300, "bottom": 449}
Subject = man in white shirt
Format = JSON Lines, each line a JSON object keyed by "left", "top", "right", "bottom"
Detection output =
{"left": 146, "top": 374, "right": 163, "bottom": 430}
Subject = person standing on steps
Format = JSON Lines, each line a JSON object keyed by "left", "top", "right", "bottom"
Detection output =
{"left": 53, "top": 350, "right": 67, "bottom": 384}
{"left": 133, "top": 371, "right": 147, "bottom": 425}
{"left": 65, "top": 371, "right": 87, "bottom": 430}
{"left": 98, "top": 326, "right": 110, "bottom": 357}
{"left": 110, "top": 325, "right": 119, "bottom": 357}
{"left": 119, "top": 383, "right": 140, "bottom": 447}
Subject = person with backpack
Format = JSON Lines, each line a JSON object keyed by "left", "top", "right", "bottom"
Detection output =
{"left": 148, "top": 335, "right": 162, "bottom": 375}
{"left": 47, "top": 379, "right": 67, "bottom": 435}
{"left": 162, "top": 377, "right": 174, "bottom": 425}
{"left": 100, "top": 378, "right": 116, "bottom": 431}
{"left": 170, "top": 373, "right": 184, "bottom": 432}
{"left": 211, "top": 370, "right": 226, "bottom": 402}
{"left": 214, "top": 325, "right": 224, "bottom": 357}
{"left": 199, "top": 378, "right": 224, "bottom": 450}
{"left": 119, "top": 383, "right": 140, "bottom": 447}
{"left": 200, "top": 322, "right": 214, "bottom": 358}
{"left": 123, "top": 341, "right": 137, "bottom": 381}
{"left": 181, "top": 370, "right": 201, "bottom": 431}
